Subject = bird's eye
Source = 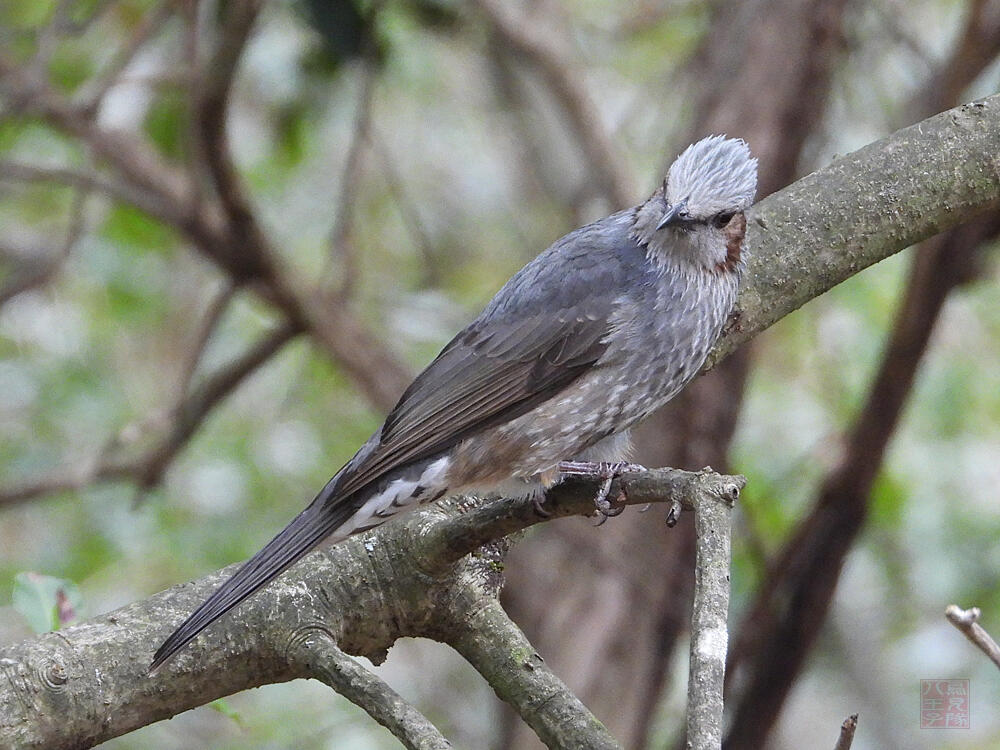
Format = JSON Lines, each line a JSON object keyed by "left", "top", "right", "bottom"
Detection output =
{"left": 712, "top": 211, "right": 735, "bottom": 228}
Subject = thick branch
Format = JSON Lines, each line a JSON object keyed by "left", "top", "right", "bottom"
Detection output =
{"left": 708, "top": 93, "right": 1000, "bottom": 368}
{"left": 0, "top": 468, "right": 727, "bottom": 750}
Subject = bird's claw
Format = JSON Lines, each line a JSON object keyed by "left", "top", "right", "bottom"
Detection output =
{"left": 557, "top": 460, "right": 647, "bottom": 522}
{"left": 532, "top": 494, "right": 552, "bottom": 518}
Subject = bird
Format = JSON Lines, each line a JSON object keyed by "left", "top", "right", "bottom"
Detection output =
{"left": 150, "top": 134, "right": 757, "bottom": 672}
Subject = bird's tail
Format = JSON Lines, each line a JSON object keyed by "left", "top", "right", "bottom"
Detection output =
{"left": 149, "top": 478, "right": 357, "bottom": 674}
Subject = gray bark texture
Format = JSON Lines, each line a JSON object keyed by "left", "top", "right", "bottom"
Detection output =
{"left": 0, "top": 469, "right": 735, "bottom": 750}
{"left": 685, "top": 482, "right": 739, "bottom": 750}
{"left": 3, "top": 94, "right": 1000, "bottom": 749}
{"left": 713, "top": 95, "right": 1000, "bottom": 365}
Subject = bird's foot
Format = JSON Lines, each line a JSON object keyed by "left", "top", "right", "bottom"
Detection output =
{"left": 557, "top": 460, "right": 647, "bottom": 524}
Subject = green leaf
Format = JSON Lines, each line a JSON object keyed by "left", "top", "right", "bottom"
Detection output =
{"left": 48, "top": 40, "right": 95, "bottom": 93}
{"left": 143, "top": 91, "right": 188, "bottom": 161}
{"left": 100, "top": 203, "right": 176, "bottom": 252}
{"left": 0, "top": 0, "right": 57, "bottom": 29}
{"left": 12, "top": 572, "right": 83, "bottom": 633}
{"left": 209, "top": 698, "right": 245, "bottom": 727}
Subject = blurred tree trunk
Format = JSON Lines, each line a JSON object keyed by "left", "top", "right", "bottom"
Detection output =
{"left": 500, "top": 1, "right": 849, "bottom": 747}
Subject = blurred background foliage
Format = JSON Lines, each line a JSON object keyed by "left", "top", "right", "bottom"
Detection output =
{"left": 1, "top": 0, "right": 1000, "bottom": 748}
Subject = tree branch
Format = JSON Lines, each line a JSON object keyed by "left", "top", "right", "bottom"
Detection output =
{"left": 0, "top": 468, "right": 736, "bottom": 750}
{"left": 945, "top": 605, "right": 1000, "bottom": 670}
{"left": 3, "top": 93, "right": 1000, "bottom": 749}
{"left": 709, "top": 93, "right": 1000, "bottom": 368}
{"left": 722, "top": 18, "right": 1000, "bottom": 739}
{"left": 1, "top": 21, "right": 414, "bottom": 414}
{"left": 0, "top": 322, "right": 301, "bottom": 508}
{"left": 833, "top": 714, "right": 859, "bottom": 750}
{"left": 685, "top": 480, "right": 738, "bottom": 750}
{"left": 291, "top": 633, "right": 453, "bottom": 750}
{"left": 472, "top": 0, "right": 634, "bottom": 207}
{"left": 448, "top": 599, "right": 621, "bottom": 750}
{"left": 0, "top": 187, "right": 87, "bottom": 305}
{"left": 0, "top": 160, "right": 186, "bottom": 228}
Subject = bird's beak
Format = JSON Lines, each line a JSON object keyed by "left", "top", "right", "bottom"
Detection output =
{"left": 656, "top": 199, "right": 688, "bottom": 230}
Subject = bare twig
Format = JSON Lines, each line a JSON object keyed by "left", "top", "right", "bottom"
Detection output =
{"left": 685, "top": 478, "right": 738, "bottom": 750}
{"left": 0, "top": 54, "right": 193, "bottom": 213}
{"left": 0, "top": 188, "right": 88, "bottom": 305}
{"left": 369, "top": 131, "right": 443, "bottom": 287}
{"left": 0, "top": 322, "right": 301, "bottom": 507}
{"left": 0, "top": 160, "right": 184, "bottom": 227}
{"left": 833, "top": 714, "right": 858, "bottom": 750}
{"left": 110, "top": 321, "right": 302, "bottom": 490}
{"left": 30, "top": 0, "right": 76, "bottom": 73}
{"left": 80, "top": 0, "right": 176, "bottom": 113}
{"left": 326, "top": 63, "right": 377, "bottom": 298}
{"left": 175, "top": 281, "right": 236, "bottom": 398}
{"left": 472, "top": 0, "right": 634, "bottom": 207}
{"left": 178, "top": 0, "right": 205, "bottom": 209}
{"left": 291, "top": 632, "right": 453, "bottom": 750}
{"left": 1, "top": 28, "right": 413, "bottom": 414}
{"left": 945, "top": 605, "right": 1000, "bottom": 670}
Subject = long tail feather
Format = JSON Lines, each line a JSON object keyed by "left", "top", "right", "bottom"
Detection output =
{"left": 149, "top": 485, "right": 358, "bottom": 673}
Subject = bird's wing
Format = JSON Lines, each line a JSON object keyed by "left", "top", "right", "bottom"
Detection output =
{"left": 332, "top": 221, "right": 645, "bottom": 499}
{"left": 149, "top": 219, "right": 646, "bottom": 672}
{"left": 336, "top": 311, "right": 609, "bottom": 496}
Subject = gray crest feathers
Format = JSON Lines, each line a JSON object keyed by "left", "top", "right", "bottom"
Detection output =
{"left": 666, "top": 135, "right": 757, "bottom": 219}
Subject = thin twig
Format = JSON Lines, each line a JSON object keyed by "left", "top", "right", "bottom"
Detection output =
{"left": 183, "top": 0, "right": 204, "bottom": 208}
{"left": 326, "top": 62, "right": 377, "bottom": 298}
{"left": 80, "top": 0, "right": 176, "bottom": 113}
{"left": 472, "top": 0, "right": 634, "bottom": 207}
{"left": 945, "top": 605, "right": 1000, "bottom": 670}
{"left": 0, "top": 323, "right": 301, "bottom": 507}
{"left": 291, "top": 631, "right": 453, "bottom": 750}
{"left": 112, "top": 321, "right": 302, "bottom": 490}
{"left": 175, "top": 281, "right": 236, "bottom": 398}
{"left": 1, "top": 36, "right": 413, "bottom": 413}
{"left": 369, "top": 130, "right": 443, "bottom": 287}
{"left": 30, "top": 0, "right": 76, "bottom": 73}
{"left": 0, "top": 187, "right": 88, "bottom": 305}
{"left": 833, "top": 714, "right": 858, "bottom": 750}
{"left": 0, "top": 160, "right": 185, "bottom": 227}
{"left": 0, "top": 52, "right": 193, "bottom": 212}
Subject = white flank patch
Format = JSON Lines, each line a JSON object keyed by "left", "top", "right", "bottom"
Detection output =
{"left": 337, "top": 456, "right": 452, "bottom": 537}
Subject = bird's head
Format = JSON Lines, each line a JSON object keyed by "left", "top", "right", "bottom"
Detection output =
{"left": 635, "top": 135, "right": 758, "bottom": 272}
